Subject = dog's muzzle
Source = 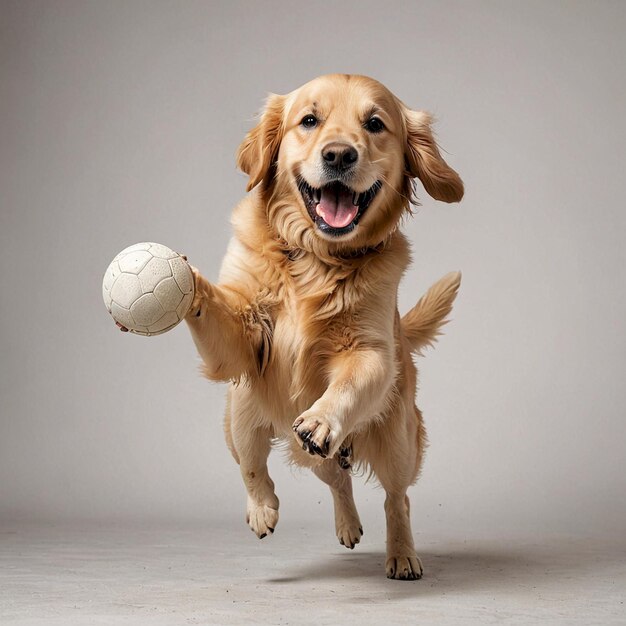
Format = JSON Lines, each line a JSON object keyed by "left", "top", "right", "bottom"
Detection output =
{"left": 297, "top": 177, "right": 382, "bottom": 237}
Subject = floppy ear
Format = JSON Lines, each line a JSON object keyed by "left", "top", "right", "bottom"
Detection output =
{"left": 404, "top": 108, "right": 464, "bottom": 203}
{"left": 236, "top": 93, "right": 286, "bottom": 192}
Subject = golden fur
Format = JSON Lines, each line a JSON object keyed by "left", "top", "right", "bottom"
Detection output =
{"left": 185, "top": 74, "right": 463, "bottom": 580}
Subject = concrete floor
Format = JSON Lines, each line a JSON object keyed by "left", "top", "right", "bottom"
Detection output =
{"left": 1, "top": 523, "right": 624, "bottom": 625}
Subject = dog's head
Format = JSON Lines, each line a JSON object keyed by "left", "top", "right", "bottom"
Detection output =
{"left": 237, "top": 74, "right": 463, "bottom": 253}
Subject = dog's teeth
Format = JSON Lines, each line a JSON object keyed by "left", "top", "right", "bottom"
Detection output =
{"left": 352, "top": 191, "right": 358, "bottom": 205}
{"left": 315, "top": 188, "right": 321, "bottom": 202}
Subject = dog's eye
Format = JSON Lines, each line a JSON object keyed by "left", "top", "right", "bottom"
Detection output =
{"left": 364, "top": 117, "right": 385, "bottom": 133}
{"left": 300, "top": 114, "right": 318, "bottom": 129}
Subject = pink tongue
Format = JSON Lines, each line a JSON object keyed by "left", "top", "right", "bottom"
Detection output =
{"left": 316, "top": 186, "right": 358, "bottom": 228}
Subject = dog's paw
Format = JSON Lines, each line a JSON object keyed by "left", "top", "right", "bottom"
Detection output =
{"left": 292, "top": 413, "right": 337, "bottom": 459}
{"left": 336, "top": 519, "right": 363, "bottom": 550}
{"left": 246, "top": 497, "right": 279, "bottom": 539}
{"left": 336, "top": 443, "right": 353, "bottom": 470}
{"left": 185, "top": 265, "right": 205, "bottom": 319}
{"left": 385, "top": 555, "right": 423, "bottom": 581}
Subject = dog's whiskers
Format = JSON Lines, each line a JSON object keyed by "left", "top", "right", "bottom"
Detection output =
{"left": 378, "top": 173, "right": 413, "bottom": 206}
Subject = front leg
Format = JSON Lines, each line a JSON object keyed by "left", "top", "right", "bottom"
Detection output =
{"left": 185, "top": 267, "right": 264, "bottom": 381}
{"left": 293, "top": 348, "right": 393, "bottom": 459}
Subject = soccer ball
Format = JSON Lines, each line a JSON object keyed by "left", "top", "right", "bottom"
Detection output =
{"left": 102, "top": 242, "right": 194, "bottom": 336}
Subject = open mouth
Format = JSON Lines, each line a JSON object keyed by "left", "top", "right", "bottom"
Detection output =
{"left": 297, "top": 177, "right": 381, "bottom": 237}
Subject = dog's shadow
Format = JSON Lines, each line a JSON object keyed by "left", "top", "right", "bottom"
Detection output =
{"left": 265, "top": 540, "right": 614, "bottom": 600}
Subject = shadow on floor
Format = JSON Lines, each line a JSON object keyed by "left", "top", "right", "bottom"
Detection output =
{"left": 266, "top": 539, "right": 626, "bottom": 601}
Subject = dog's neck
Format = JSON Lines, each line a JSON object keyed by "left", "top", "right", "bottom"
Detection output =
{"left": 232, "top": 189, "right": 406, "bottom": 277}
{"left": 281, "top": 237, "right": 387, "bottom": 266}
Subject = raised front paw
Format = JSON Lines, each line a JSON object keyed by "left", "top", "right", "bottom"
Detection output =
{"left": 292, "top": 413, "right": 338, "bottom": 459}
{"left": 386, "top": 555, "right": 423, "bottom": 581}
{"left": 185, "top": 264, "right": 205, "bottom": 319}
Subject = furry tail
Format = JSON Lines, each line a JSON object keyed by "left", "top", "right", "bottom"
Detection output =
{"left": 401, "top": 271, "right": 461, "bottom": 354}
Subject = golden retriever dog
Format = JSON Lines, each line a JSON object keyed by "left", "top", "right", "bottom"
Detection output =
{"left": 185, "top": 74, "right": 463, "bottom": 580}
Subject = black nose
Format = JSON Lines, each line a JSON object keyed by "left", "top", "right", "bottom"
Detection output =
{"left": 322, "top": 142, "right": 358, "bottom": 170}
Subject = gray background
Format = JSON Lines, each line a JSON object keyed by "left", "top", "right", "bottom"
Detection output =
{"left": 1, "top": 0, "right": 625, "bottom": 539}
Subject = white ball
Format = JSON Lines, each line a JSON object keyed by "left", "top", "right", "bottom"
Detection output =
{"left": 102, "top": 242, "right": 194, "bottom": 336}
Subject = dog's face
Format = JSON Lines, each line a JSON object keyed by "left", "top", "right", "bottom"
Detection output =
{"left": 237, "top": 74, "right": 463, "bottom": 252}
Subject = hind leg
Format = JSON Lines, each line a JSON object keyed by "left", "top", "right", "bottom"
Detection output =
{"left": 313, "top": 457, "right": 363, "bottom": 549}
{"left": 228, "top": 387, "right": 279, "bottom": 539}
{"left": 381, "top": 491, "right": 422, "bottom": 580}
{"left": 369, "top": 406, "right": 426, "bottom": 580}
